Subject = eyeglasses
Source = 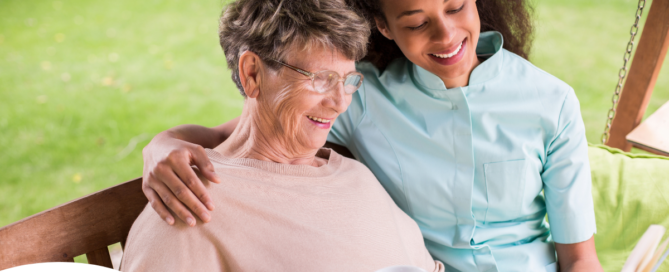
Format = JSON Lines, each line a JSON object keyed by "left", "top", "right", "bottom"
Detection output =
{"left": 270, "top": 59, "right": 364, "bottom": 95}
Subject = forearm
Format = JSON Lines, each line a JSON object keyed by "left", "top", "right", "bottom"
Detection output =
{"left": 323, "top": 142, "right": 354, "bottom": 159}
{"left": 157, "top": 117, "right": 240, "bottom": 149}
{"left": 159, "top": 124, "right": 223, "bottom": 149}
{"left": 555, "top": 236, "right": 602, "bottom": 272}
{"left": 560, "top": 258, "right": 603, "bottom": 272}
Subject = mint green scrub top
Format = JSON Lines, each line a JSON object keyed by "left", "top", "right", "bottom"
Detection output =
{"left": 327, "top": 31, "right": 597, "bottom": 272}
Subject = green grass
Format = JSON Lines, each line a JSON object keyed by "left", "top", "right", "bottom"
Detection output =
{"left": 532, "top": 0, "right": 669, "bottom": 143}
{"left": 0, "top": 0, "right": 242, "bottom": 227}
{"left": 0, "top": 0, "right": 667, "bottom": 229}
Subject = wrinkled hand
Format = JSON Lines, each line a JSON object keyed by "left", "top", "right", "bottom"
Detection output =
{"left": 142, "top": 135, "right": 221, "bottom": 226}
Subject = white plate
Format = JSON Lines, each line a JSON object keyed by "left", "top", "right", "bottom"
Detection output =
{"left": 375, "top": 265, "right": 428, "bottom": 272}
{"left": 2, "top": 263, "right": 115, "bottom": 272}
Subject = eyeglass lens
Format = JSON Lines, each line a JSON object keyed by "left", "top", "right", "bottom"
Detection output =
{"left": 313, "top": 71, "right": 362, "bottom": 94}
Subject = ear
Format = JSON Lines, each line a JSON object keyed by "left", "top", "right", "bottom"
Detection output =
{"left": 375, "top": 17, "right": 394, "bottom": 41}
{"left": 238, "top": 50, "right": 263, "bottom": 98}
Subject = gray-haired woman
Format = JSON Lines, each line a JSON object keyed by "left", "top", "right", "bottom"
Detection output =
{"left": 121, "top": 0, "right": 444, "bottom": 271}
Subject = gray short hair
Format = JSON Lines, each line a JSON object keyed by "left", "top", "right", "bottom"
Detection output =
{"left": 219, "top": 0, "right": 370, "bottom": 97}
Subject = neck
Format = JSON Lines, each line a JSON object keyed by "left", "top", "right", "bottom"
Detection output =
{"left": 213, "top": 101, "right": 322, "bottom": 167}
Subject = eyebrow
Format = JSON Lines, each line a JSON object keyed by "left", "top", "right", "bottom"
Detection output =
{"left": 396, "top": 0, "right": 449, "bottom": 19}
{"left": 396, "top": 10, "right": 423, "bottom": 19}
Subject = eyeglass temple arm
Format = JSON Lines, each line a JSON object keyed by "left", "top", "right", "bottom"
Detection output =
{"left": 271, "top": 59, "right": 313, "bottom": 78}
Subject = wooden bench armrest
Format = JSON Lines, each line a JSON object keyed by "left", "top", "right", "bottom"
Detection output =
{"left": 0, "top": 178, "right": 147, "bottom": 270}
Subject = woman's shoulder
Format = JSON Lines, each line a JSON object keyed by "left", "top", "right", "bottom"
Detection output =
{"left": 337, "top": 59, "right": 412, "bottom": 127}
{"left": 499, "top": 49, "right": 574, "bottom": 99}
{"left": 356, "top": 58, "right": 411, "bottom": 83}
{"left": 500, "top": 49, "right": 571, "bottom": 89}
{"left": 353, "top": 58, "right": 415, "bottom": 105}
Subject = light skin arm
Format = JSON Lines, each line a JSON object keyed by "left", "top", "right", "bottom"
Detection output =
{"left": 142, "top": 117, "right": 239, "bottom": 226}
{"left": 555, "top": 235, "right": 603, "bottom": 272}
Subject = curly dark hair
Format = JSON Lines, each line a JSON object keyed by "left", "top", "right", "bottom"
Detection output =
{"left": 346, "top": 0, "right": 534, "bottom": 70}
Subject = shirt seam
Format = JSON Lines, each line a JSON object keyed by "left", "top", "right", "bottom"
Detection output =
{"left": 545, "top": 89, "right": 571, "bottom": 159}
{"left": 349, "top": 78, "right": 369, "bottom": 143}
{"left": 356, "top": 82, "right": 413, "bottom": 215}
{"left": 533, "top": 81, "right": 549, "bottom": 168}
{"left": 370, "top": 119, "right": 413, "bottom": 216}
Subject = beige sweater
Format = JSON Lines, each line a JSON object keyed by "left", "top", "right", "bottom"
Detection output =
{"left": 122, "top": 149, "right": 443, "bottom": 272}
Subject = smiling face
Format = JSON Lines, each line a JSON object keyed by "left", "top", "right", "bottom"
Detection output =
{"left": 376, "top": 0, "right": 481, "bottom": 88}
{"left": 256, "top": 44, "right": 356, "bottom": 153}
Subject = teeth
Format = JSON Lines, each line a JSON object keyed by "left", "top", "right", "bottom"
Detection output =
{"left": 307, "top": 115, "right": 330, "bottom": 124}
{"left": 431, "top": 42, "right": 462, "bottom": 59}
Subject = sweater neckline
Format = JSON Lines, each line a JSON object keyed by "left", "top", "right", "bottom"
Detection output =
{"left": 205, "top": 148, "right": 342, "bottom": 178}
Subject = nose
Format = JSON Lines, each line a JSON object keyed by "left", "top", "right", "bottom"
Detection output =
{"left": 431, "top": 16, "right": 456, "bottom": 43}
{"left": 322, "top": 82, "right": 348, "bottom": 113}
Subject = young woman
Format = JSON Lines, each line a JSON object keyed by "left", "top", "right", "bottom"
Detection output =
{"left": 141, "top": 0, "right": 602, "bottom": 271}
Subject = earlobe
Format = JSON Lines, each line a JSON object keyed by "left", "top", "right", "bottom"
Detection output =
{"left": 238, "top": 51, "right": 262, "bottom": 98}
{"left": 374, "top": 18, "right": 393, "bottom": 40}
{"left": 247, "top": 86, "right": 259, "bottom": 98}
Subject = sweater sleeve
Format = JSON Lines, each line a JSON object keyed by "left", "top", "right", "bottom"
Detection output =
{"left": 120, "top": 206, "right": 228, "bottom": 272}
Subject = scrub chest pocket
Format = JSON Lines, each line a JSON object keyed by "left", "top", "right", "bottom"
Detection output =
{"left": 483, "top": 159, "right": 528, "bottom": 223}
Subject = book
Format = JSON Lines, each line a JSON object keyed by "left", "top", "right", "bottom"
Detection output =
{"left": 621, "top": 224, "right": 669, "bottom": 272}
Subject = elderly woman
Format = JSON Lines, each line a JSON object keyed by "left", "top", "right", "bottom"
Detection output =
{"left": 120, "top": 0, "right": 444, "bottom": 271}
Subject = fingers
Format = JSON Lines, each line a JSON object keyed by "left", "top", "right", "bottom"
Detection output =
{"left": 155, "top": 162, "right": 212, "bottom": 224}
{"left": 192, "top": 146, "right": 221, "bottom": 184}
{"left": 169, "top": 156, "right": 215, "bottom": 214}
{"left": 188, "top": 146, "right": 219, "bottom": 211}
{"left": 142, "top": 183, "right": 175, "bottom": 225}
{"left": 149, "top": 174, "right": 201, "bottom": 226}
{"left": 141, "top": 141, "right": 218, "bottom": 227}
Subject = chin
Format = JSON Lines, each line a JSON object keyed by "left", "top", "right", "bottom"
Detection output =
{"left": 299, "top": 135, "right": 328, "bottom": 151}
{"left": 431, "top": 65, "right": 467, "bottom": 80}
{"left": 436, "top": 54, "right": 475, "bottom": 78}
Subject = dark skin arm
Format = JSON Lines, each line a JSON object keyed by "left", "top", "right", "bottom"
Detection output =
{"left": 143, "top": 120, "right": 601, "bottom": 271}
{"left": 142, "top": 117, "right": 239, "bottom": 226}
{"left": 143, "top": 116, "right": 353, "bottom": 226}
{"left": 555, "top": 236, "right": 603, "bottom": 272}
{"left": 323, "top": 142, "right": 354, "bottom": 159}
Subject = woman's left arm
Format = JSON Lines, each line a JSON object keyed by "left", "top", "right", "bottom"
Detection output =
{"left": 542, "top": 88, "right": 601, "bottom": 271}
{"left": 555, "top": 236, "right": 603, "bottom": 272}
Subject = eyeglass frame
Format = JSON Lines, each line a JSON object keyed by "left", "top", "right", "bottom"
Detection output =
{"left": 269, "top": 59, "right": 364, "bottom": 94}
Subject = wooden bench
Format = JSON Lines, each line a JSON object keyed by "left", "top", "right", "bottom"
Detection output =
{"left": 0, "top": 178, "right": 147, "bottom": 270}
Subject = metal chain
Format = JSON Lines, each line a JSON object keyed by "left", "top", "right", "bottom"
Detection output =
{"left": 601, "top": 0, "right": 647, "bottom": 144}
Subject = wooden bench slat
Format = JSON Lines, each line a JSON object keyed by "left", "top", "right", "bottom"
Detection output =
{"left": 86, "top": 247, "right": 113, "bottom": 268}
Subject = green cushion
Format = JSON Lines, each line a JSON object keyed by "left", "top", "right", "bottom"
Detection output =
{"left": 589, "top": 144, "right": 669, "bottom": 271}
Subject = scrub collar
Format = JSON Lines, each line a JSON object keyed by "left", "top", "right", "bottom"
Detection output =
{"left": 413, "top": 31, "right": 504, "bottom": 92}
